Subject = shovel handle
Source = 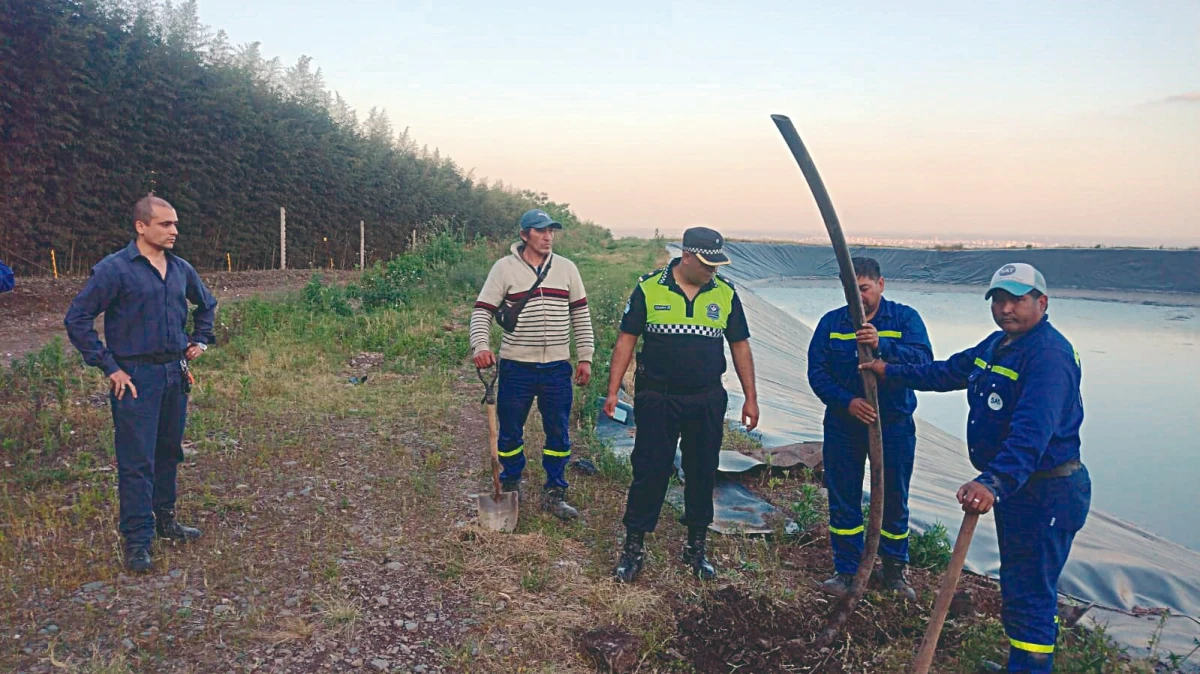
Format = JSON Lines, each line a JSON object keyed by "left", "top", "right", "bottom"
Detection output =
{"left": 486, "top": 401, "right": 501, "bottom": 497}
{"left": 911, "top": 511, "right": 980, "bottom": 674}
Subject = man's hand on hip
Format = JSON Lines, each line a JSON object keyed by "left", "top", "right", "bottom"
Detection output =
{"left": 574, "top": 361, "right": 591, "bottom": 386}
{"left": 473, "top": 350, "right": 496, "bottom": 369}
{"left": 185, "top": 344, "right": 205, "bottom": 361}
{"left": 109, "top": 370, "right": 138, "bottom": 400}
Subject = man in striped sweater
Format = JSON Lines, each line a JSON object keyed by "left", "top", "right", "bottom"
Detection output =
{"left": 470, "top": 209, "right": 595, "bottom": 520}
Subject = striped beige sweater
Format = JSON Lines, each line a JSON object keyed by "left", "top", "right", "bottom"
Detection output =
{"left": 470, "top": 244, "right": 595, "bottom": 364}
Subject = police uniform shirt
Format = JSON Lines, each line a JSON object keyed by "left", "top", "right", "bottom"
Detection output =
{"left": 619, "top": 258, "right": 750, "bottom": 389}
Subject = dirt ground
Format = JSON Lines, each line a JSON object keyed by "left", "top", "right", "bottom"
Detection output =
{"left": 0, "top": 270, "right": 356, "bottom": 361}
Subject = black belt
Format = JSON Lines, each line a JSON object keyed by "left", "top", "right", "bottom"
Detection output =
{"left": 1031, "top": 460, "right": 1082, "bottom": 480}
{"left": 635, "top": 376, "right": 721, "bottom": 396}
{"left": 118, "top": 352, "right": 184, "bottom": 365}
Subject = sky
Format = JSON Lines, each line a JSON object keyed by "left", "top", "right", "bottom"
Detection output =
{"left": 197, "top": 0, "right": 1200, "bottom": 246}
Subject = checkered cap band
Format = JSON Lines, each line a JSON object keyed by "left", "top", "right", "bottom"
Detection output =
{"left": 683, "top": 246, "right": 723, "bottom": 256}
{"left": 645, "top": 324, "right": 724, "bottom": 338}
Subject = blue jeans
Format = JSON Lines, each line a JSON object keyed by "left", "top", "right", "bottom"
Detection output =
{"left": 997, "top": 466, "right": 1091, "bottom": 674}
{"left": 823, "top": 414, "right": 917, "bottom": 574}
{"left": 496, "top": 359, "right": 573, "bottom": 490}
{"left": 110, "top": 360, "right": 188, "bottom": 547}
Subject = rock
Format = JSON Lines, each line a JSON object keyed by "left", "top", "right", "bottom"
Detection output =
{"left": 386, "top": 562, "right": 403, "bottom": 571}
{"left": 370, "top": 659, "right": 390, "bottom": 671}
{"left": 169, "top": 569, "right": 183, "bottom": 579}
{"left": 121, "top": 638, "right": 136, "bottom": 651}
{"left": 212, "top": 604, "right": 233, "bottom": 615}
{"left": 404, "top": 622, "right": 419, "bottom": 632}
{"left": 376, "top": 596, "right": 389, "bottom": 607}
{"left": 82, "top": 581, "right": 107, "bottom": 592}
{"left": 285, "top": 596, "right": 300, "bottom": 608}
{"left": 350, "top": 658, "right": 364, "bottom": 667}
{"left": 414, "top": 665, "right": 428, "bottom": 673}
{"left": 579, "top": 626, "right": 642, "bottom": 674}
{"left": 44, "top": 625, "right": 59, "bottom": 635}
{"left": 784, "top": 520, "right": 801, "bottom": 536}
{"left": 949, "top": 589, "right": 975, "bottom": 619}
{"left": 424, "top": 613, "right": 436, "bottom": 622}
{"left": 349, "top": 647, "right": 359, "bottom": 655}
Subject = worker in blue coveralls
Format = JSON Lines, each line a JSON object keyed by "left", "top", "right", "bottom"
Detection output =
{"left": 808, "top": 256, "right": 932, "bottom": 601}
{"left": 862, "top": 262, "right": 1090, "bottom": 674}
{"left": 65, "top": 196, "right": 218, "bottom": 574}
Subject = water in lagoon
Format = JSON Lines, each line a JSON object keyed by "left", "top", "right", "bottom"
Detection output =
{"left": 755, "top": 280, "right": 1200, "bottom": 552}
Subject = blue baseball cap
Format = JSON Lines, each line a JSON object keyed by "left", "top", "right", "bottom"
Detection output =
{"left": 985, "top": 263, "right": 1048, "bottom": 299}
{"left": 519, "top": 209, "right": 562, "bottom": 230}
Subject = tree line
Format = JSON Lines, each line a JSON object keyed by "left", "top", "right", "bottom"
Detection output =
{"left": 1, "top": 0, "right": 570, "bottom": 275}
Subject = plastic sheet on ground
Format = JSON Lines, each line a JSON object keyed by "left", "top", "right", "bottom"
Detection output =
{"left": 665, "top": 479, "right": 778, "bottom": 536}
{"left": 705, "top": 241, "right": 1200, "bottom": 663}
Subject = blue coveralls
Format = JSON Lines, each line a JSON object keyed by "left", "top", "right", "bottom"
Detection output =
{"left": 807, "top": 298, "right": 932, "bottom": 573}
{"left": 886, "top": 315, "right": 1090, "bottom": 674}
{"left": 64, "top": 241, "right": 218, "bottom": 549}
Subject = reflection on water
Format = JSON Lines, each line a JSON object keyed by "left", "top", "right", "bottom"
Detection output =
{"left": 756, "top": 281, "right": 1200, "bottom": 551}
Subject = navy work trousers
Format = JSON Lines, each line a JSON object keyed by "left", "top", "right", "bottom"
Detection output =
{"left": 496, "top": 359, "right": 573, "bottom": 490}
{"left": 111, "top": 360, "right": 188, "bottom": 547}
{"left": 996, "top": 465, "right": 1091, "bottom": 674}
{"left": 823, "top": 415, "right": 917, "bottom": 574}
{"left": 622, "top": 381, "right": 727, "bottom": 533}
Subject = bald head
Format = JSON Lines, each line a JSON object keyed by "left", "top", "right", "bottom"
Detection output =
{"left": 132, "top": 196, "right": 180, "bottom": 252}
{"left": 133, "top": 196, "right": 173, "bottom": 227}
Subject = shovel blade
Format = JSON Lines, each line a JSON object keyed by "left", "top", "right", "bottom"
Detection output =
{"left": 476, "top": 492, "right": 519, "bottom": 532}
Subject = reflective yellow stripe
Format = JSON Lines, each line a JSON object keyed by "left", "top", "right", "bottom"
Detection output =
{"left": 542, "top": 448, "right": 571, "bottom": 458}
{"left": 878, "top": 330, "right": 902, "bottom": 338}
{"left": 829, "top": 525, "right": 865, "bottom": 536}
{"left": 974, "top": 357, "right": 1019, "bottom": 381}
{"left": 992, "top": 366, "right": 1019, "bottom": 381}
{"left": 497, "top": 445, "right": 524, "bottom": 458}
{"left": 1009, "top": 638, "right": 1054, "bottom": 654}
{"left": 1073, "top": 349, "right": 1080, "bottom": 366}
{"left": 830, "top": 332, "right": 856, "bottom": 340}
{"left": 880, "top": 529, "right": 910, "bottom": 540}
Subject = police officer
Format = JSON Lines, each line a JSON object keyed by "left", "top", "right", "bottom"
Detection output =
{"left": 604, "top": 227, "right": 759, "bottom": 582}
{"left": 862, "top": 263, "right": 1090, "bottom": 674}
{"left": 65, "top": 196, "right": 218, "bottom": 573}
{"left": 808, "top": 257, "right": 932, "bottom": 600}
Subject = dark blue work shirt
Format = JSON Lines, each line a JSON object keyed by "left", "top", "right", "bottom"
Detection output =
{"left": 807, "top": 297, "right": 933, "bottom": 426}
{"left": 64, "top": 241, "right": 218, "bottom": 376}
{"left": 885, "top": 315, "right": 1083, "bottom": 502}
{"left": 0, "top": 260, "right": 13, "bottom": 292}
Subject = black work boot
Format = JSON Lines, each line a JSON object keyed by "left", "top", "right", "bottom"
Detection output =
{"left": 613, "top": 530, "right": 645, "bottom": 583}
{"left": 155, "top": 510, "right": 202, "bottom": 543}
{"left": 681, "top": 526, "right": 717, "bottom": 580}
{"left": 124, "top": 546, "right": 153, "bottom": 574}
{"left": 500, "top": 479, "right": 520, "bottom": 495}
{"left": 881, "top": 558, "right": 917, "bottom": 601}
{"left": 540, "top": 487, "right": 579, "bottom": 521}
{"left": 820, "top": 572, "right": 855, "bottom": 597}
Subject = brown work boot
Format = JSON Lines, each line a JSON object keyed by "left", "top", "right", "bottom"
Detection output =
{"left": 820, "top": 572, "right": 854, "bottom": 597}
{"left": 881, "top": 558, "right": 917, "bottom": 601}
{"left": 541, "top": 487, "right": 579, "bottom": 521}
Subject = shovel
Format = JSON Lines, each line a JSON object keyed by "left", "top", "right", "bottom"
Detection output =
{"left": 910, "top": 511, "right": 980, "bottom": 674}
{"left": 475, "top": 367, "right": 518, "bottom": 532}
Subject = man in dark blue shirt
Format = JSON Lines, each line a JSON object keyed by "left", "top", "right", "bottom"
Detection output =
{"left": 862, "top": 263, "right": 1089, "bottom": 674}
{"left": 808, "top": 257, "right": 933, "bottom": 601}
{"left": 64, "top": 196, "right": 218, "bottom": 573}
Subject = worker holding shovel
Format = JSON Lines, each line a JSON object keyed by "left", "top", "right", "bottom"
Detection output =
{"left": 861, "top": 263, "right": 1090, "bottom": 674}
{"left": 470, "top": 209, "right": 595, "bottom": 521}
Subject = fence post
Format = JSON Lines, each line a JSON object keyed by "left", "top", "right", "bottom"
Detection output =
{"left": 226, "top": 252, "right": 232, "bottom": 272}
{"left": 280, "top": 206, "right": 287, "bottom": 270}
{"left": 51, "top": 249, "right": 58, "bottom": 279}
{"left": 360, "top": 220, "right": 365, "bottom": 270}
